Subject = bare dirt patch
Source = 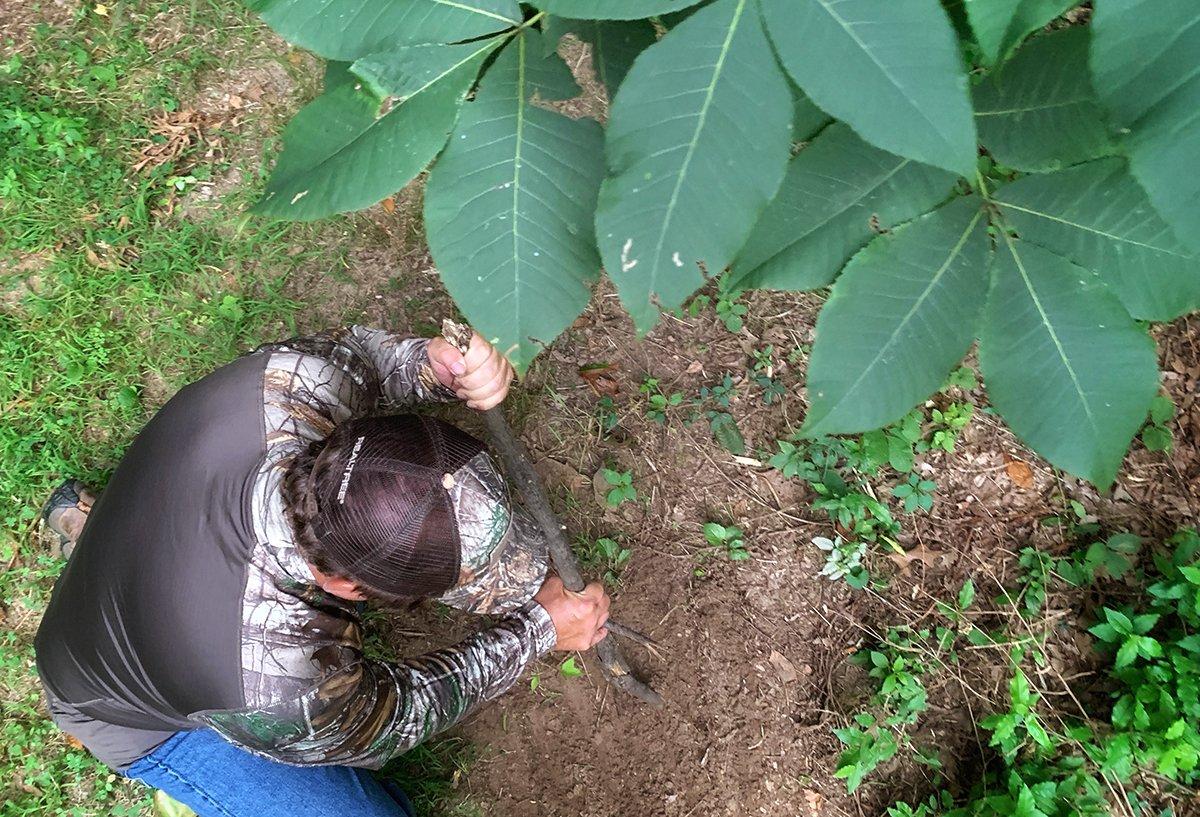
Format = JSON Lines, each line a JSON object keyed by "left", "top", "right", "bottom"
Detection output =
{"left": 375, "top": 288, "right": 1200, "bottom": 816}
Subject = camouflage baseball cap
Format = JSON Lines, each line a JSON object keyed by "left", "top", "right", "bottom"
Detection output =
{"left": 311, "top": 414, "right": 547, "bottom": 611}
{"left": 436, "top": 450, "right": 550, "bottom": 614}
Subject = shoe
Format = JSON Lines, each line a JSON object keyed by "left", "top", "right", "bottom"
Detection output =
{"left": 40, "top": 479, "right": 95, "bottom": 560}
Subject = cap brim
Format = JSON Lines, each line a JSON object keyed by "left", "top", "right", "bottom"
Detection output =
{"left": 436, "top": 503, "right": 548, "bottom": 614}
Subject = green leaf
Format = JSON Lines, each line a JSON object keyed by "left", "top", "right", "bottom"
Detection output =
{"left": 424, "top": 31, "right": 606, "bottom": 372}
{"left": 979, "top": 238, "right": 1159, "bottom": 489}
{"left": 992, "top": 158, "right": 1200, "bottom": 322}
{"left": 1116, "top": 637, "right": 1140, "bottom": 668}
{"left": 543, "top": 18, "right": 657, "bottom": 99}
{"left": 802, "top": 198, "right": 990, "bottom": 436}
{"left": 254, "top": 45, "right": 495, "bottom": 220}
{"left": 247, "top": 0, "right": 522, "bottom": 61}
{"left": 1142, "top": 426, "right": 1172, "bottom": 453}
{"left": 352, "top": 40, "right": 493, "bottom": 100}
{"left": 1091, "top": 0, "right": 1200, "bottom": 255}
{"left": 959, "top": 578, "right": 976, "bottom": 610}
{"left": 534, "top": 0, "right": 705, "bottom": 19}
{"left": 559, "top": 655, "right": 583, "bottom": 677}
{"left": 790, "top": 83, "right": 831, "bottom": 142}
{"left": 596, "top": 0, "right": 793, "bottom": 330}
{"left": 973, "top": 27, "right": 1114, "bottom": 172}
{"left": 730, "top": 123, "right": 957, "bottom": 290}
{"left": 1149, "top": 395, "right": 1177, "bottom": 425}
{"left": 761, "top": 0, "right": 977, "bottom": 177}
{"left": 963, "top": 0, "right": 1074, "bottom": 65}
{"left": 710, "top": 412, "right": 746, "bottom": 455}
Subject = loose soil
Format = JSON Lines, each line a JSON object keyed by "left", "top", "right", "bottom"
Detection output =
{"left": 9, "top": 7, "right": 1200, "bottom": 816}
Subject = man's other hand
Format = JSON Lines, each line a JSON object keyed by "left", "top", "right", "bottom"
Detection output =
{"left": 427, "top": 331, "right": 514, "bottom": 411}
{"left": 533, "top": 575, "right": 611, "bottom": 651}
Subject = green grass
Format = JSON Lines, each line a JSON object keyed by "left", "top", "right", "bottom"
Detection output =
{"left": 0, "top": 6, "right": 475, "bottom": 816}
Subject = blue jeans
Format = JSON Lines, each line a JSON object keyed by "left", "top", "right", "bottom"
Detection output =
{"left": 125, "top": 729, "right": 415, "bottom": 817}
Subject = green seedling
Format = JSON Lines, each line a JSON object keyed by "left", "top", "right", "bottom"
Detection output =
{"left": 703, "top": 522, "right": 749, "bottom": 561}
{"left": 639, "top": 377, "right": 683, "bottom": 423}
{"left": 927, "top": 402, "right": 972, "bottom": 452}
{"left": 575, "top": 536, "right": 631, "bottom": 586}
{"left": 601, "top": 469, "right": 636, "bottom": 507}
{"left": 814, "top": 536, "right": 867, "bottom": 586}
{"left": 892, "top": 472, "right": 936, "bottom": 512}
{"left": 1141, "top": 394, "right": 1176, "bottom": 452}
{"left": 559, "top": 656, "right": 583, "bottom": 678}
{"left": 594, "top": 395, "right": 619, "bottom": 434}
{"left": 714, "top": 275, "right": 748, "bottom": 332}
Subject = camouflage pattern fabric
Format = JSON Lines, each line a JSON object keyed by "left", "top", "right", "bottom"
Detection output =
{"left": 190, "top": 327, "right": 556, "bottom": 767}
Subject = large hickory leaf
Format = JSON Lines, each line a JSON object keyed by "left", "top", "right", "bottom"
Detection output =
{"left": 974, "top": 27, "right": 1114, "bottom": 172}
{"left": 803, "top": 197, "right": 991, "bottom": 436}
{"left": 761, "top": 0, "right": 977, "bottom": 177}
{"left": 534, "top": 0, "right": 705, "bottom": 20}
{"left": 979, "top": 238, "right": 1158, "bottom": 489}
{"left": 248, "top": 0, "right": 521, "bottom": 61}
{"left": 993, "top": 158, "right": 1200, "bottom": 321}
{"left": 1092, "top": 0, "right": 1200, "bottom": 254}
{"left": 964, "top": 0, "right": 1074, "bottom": 65}
{"left": 596, "top": 0, "right": 793, "bottom": 330}
{"left": 253, "top": 46, "right": 494, "bottom": 220}
{"left": 730, "top": 123, "right": 957, "bottom": 290}
{"left": 543, "top": 18, "right": 657, "bottom": 99}
{"left": 424, "top": 31, "right": 605, "bottom": 372}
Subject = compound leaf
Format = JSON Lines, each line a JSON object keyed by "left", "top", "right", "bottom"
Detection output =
{"left": 253, "top": 45, "right": 496, "bottom": 220}
{"left": 533, "top": 0, "right": 705, "bottom": 19}
{"left": 803, "top": 197, "right": 991, "bottom": 436}
{"left": 730, "top": 123, "right": 957, "bottom": 290}
{"left": 974, "top": 27, "right": 1114, "bottom": 172}
{"left": 247, "top": 0, "right": 521, "bottom": 61}
{"left": 762, "top": 0, "right": 977, "bottom": 177}
{"left": 424, "top": 31, "right": 605, "bottom": 373}
{"left": 979, "top": 238, "right": 1158, "bottom": 489}
{"left": 596, "top": 0, "right": 793, "bottom": 330}
{"left": 993, "top": 158, "right": 1200, "bottom": 321}
{"left": 1091, "top": 0, "right": 1200, "bottom": 254}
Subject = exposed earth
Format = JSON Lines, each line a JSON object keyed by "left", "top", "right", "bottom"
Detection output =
{"left": 6, "top": 5, "right": 1200, "bottom": 816}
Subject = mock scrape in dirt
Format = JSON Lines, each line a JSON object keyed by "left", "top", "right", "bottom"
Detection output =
{"left": 372, "top": 279, "right": 1200, "bottom": 815}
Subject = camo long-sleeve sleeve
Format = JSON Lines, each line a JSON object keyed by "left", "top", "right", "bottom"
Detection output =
{"left": 197, "top": 600, "right": 556, "bottom": 768}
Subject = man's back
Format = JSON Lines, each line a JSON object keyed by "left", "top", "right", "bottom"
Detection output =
{"left": 35, "top": 351, "right": 267, "bottom": 762}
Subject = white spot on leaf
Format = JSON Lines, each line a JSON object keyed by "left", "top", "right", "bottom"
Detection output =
{"left": 620, "top": 238, "right": 638, "bottom": 273}
{"left": 290, "top": 190, "right": 309, "bottom": 205}
{"left": 672, "top": 252, "right": 683, "bottom": 268}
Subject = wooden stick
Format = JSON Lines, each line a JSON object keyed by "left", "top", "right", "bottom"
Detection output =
{"left": 479, "top": 408, "right": 664, "bottom": 706}
{"left": 441, "top": 320, "right": 663, "bottom": 706}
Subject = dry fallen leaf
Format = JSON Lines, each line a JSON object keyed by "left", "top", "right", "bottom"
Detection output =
{"left": 578, "top": 362, "right": 620, "bottom": 396}
{"left": 803, "top": 789, "right": 823, "bottom": 816}
{"left": 886, "top": 543, "right": 943, "bottom": 573}
{"left": 768, "top": 649, "right": 798, "bottom": 684}
{"left": 65, "top": 735, "right": 84, "bottom": 750}
{"left": 1005, "top": 458, "right": 1035, "bottom": 489}
{"left": 381, "top": 196, "right": 396, "bottom": 213}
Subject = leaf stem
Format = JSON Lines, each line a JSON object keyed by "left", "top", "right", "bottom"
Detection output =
{"left": 974, "top": 169, "right": 991, "bottom": 202}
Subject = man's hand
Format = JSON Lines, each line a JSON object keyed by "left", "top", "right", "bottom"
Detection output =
{"left": 533, "top": 575, "right": 611, "bottom": 651}
{"left": 427, "top": 331, "right": 514, "bottom": 411}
